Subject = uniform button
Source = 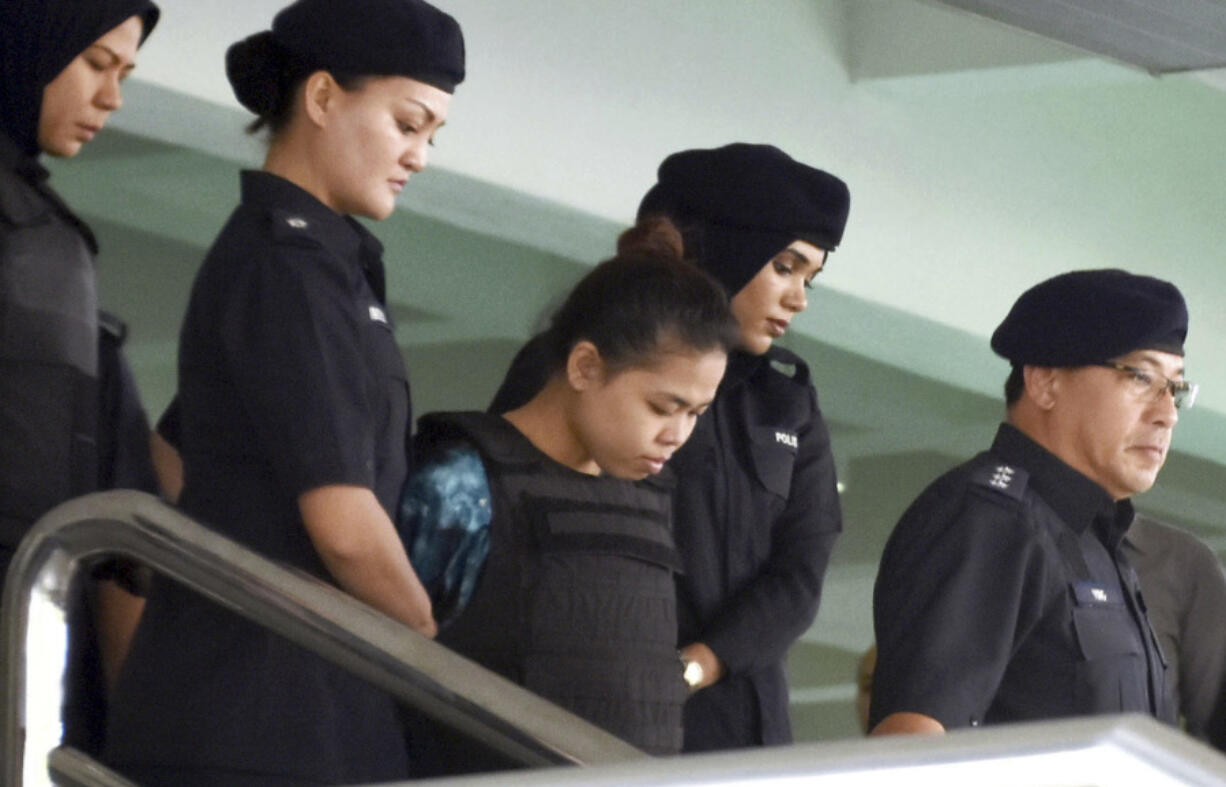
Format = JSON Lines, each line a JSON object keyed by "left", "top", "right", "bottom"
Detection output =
{"left": 286, "top": 217, "right": 308, "bottom": 229}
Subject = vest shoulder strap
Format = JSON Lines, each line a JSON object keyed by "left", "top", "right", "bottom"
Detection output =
{"left": 417, "top": 410, "right": 542, "bottom": 467}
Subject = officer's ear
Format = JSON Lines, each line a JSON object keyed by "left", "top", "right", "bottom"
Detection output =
{"left": 1022, "top": 365, "right": 1058, "bottom": 410}
{"left": 301, "top": 70, "right": 340, "bottom": 129}
{"left": 566, "top": 341, "right": 607, "bottom": 393}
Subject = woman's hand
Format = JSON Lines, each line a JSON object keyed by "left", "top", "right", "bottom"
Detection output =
{"left": 679, "top": 641, "right": 726, "bottom": 691}
{"left": 299, "top": 484, "right": 437, "bottom": 638}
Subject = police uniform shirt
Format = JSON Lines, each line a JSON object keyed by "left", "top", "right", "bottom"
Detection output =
{"left": 871, "top": 423, "right": 1175, "bottom": 730}
{"left": 670, "top": 346, "right": 842, "bottom": 750}
{"left": 105, "top": 170, "right": 411, "bottom": 784}
{"left": 174, "top": 169, "right": 409, "bottom": 567}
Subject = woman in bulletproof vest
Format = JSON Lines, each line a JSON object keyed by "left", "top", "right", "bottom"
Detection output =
{"left": 0, "top": 0, "right": 160, "bottom": 758}
{"left": 400, "top": 217, "right": 739, "bottom": 766}
{"left": 490, "top": 143, "right": 852, "bottom": 752}
{"left": 0, "top": 0, "right": 159, "bottom": 584}
{"left": 103, "top": 0, "right": 464, "bottom": 783}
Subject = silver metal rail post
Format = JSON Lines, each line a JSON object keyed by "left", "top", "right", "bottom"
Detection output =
{"left": 1, "top": 491, "right": 643, "bottom": 786}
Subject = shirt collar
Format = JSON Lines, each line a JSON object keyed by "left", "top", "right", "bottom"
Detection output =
{"left": 239, "top": 171, "right": 385, "bottom": 260}
{"left": 240, "top": 170, "right": 388, "bottom": 301}
{"left": 720, "top": 350, "right": 762, "bottom": 390}
{"left": 991, "top": 422, "right": 1132, "bottom": 539}
{"left": 0, "top": 132, "right": 48, "bottom": 185}
{"left": 722, "top": 345, "right": 796, "bottom": 393}
{"left": 1, "top": 130, "right": 98, "bottom": 253}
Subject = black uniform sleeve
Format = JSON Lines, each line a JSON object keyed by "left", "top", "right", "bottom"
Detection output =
{"left": 217, "top": 242, "right": 376, "bottom": 498}
{"left": 96, "top": 316, "right": 157, "bottom": 494}
{"left": 0, "top": 222, "right": 94, "bottom": 533}
{"left": 90, "top": 326, "right": 157, "bottom": 594}
{"left": 701, "top": 385, "right": 841, "bottom": 674}
{"left": 869, "top": 480, "right": 1049, "bottom": 729}
{"left": 155, "top": 397, "right": 181, "bottom": 449}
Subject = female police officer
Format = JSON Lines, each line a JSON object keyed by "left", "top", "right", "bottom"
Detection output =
{"left": 637, "top": 144, "right": 850, "bottom": 751}
{"left": 0, "top": 0, "right": 159, "bottom": 582}
{"left": 104, "top": 1, "right": 464, "bottom": 783}
{"left": 492, "top": 143, "right": 851, "bottom": 751}
{"left": 1, "top": 0, "right": 160, "bottom": 759}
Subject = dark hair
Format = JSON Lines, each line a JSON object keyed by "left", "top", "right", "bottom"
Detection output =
{"left": 1004, "top": 363, "right": 1024, "bottom": 405}
{"left": 542, "top": 217, "right": 738, "bottom": 374}
{"left": 227, "top": 34, "right": 366, "bottom": 135}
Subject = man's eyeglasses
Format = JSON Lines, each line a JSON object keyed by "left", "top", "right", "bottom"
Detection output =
{"left": 1094, "top": 362, "right": 1198, "bottom": 409}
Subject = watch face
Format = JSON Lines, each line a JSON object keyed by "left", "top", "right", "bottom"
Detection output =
{"left": 683, "top": 659, "right": 705, "bottom": 687}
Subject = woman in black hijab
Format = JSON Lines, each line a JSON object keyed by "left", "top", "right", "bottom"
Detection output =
{"left": 492, "top": 144, "right": 852, "bottom": 753}
{"left": 0, "top": 0, "right": 160, "bottom": 580}
{"left": 0, "top": 0, "right": 161, "bottom": 764}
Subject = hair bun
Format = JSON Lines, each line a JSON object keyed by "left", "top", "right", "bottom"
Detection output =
{"left": 616, "top": 216, "right": 685, "bottom": 262}
{"left": 225, "top": 31, "right": 289, "bottom": 116}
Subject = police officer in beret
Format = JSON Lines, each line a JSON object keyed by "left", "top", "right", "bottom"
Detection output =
{"left": 491, "top": 143, "right": 852, "bottom": 751}
{"left": 870, "top": 269, "right": 1189, "bottom": 735}
{"left": 104, "top": 0, "right": 464, "bottom": 782}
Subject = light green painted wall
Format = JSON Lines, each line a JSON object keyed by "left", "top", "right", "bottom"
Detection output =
{"left": 114, "top": 0, "right": 1226, "bottom": 442}
{"left": 38, "top": 0, "right": 1226, "bottom": 746}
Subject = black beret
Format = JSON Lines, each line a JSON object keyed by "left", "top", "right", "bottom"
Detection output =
{"left": 637, "top": 143, "right": 850, "bottom": 296}
{"left": 227, "top": 0, "right": 464, "bottom": 115}
{"left": 991, "top": 269, "right": 1188, "bottom": 366}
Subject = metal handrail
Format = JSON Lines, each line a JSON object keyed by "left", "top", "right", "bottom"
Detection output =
{"left": 45, "top": 748, "right": 135, "bottom": 787}
{"left": 1, "top": 490, "right": 644, "bottom": 786}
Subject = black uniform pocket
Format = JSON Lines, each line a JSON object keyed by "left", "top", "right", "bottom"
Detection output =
{"left": 1071, "top": 601, "right": 1146, "bottom": 714}
{"left": 360, "top": 307, "right": 410, "bottom": 503}
{"left": 520, "top": 509, "right": 687, "bottom": 751}
{"left": 364, "top": 312, "right": 409, "bottom": 422}
{"left": 748, "top": 426, "right": 797, "bottom": 498}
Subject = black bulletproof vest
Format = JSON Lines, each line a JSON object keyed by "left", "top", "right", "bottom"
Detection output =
{"left": 418, "top": 411, "right": 687, "bottom": 755}
{"left": 0, "top": 142, "right": 99, "bottom": 548}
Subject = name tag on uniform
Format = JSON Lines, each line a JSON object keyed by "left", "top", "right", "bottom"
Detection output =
{"left": 774, "top": 431, "right": 798, "bottom": 449}
{"left": 1073, "top": 581, "right": 1114, "bottom": 605}
{"left": 368, "top": 305, "right": 388, "bottom": 325}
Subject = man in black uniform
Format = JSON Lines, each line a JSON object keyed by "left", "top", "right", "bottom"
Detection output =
{"left": 871, "top": 269, "right": 1188, "bottom": 734}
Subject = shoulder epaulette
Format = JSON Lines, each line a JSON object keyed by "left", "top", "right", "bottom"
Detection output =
{"left": 765, "top": 345, "right": 811, "bottom": 386}
{"left": 268, "top": 209, "right": 325, "bottom": 249}
{"left": 418, "top": 411, "right": 536, "bottom": 466}
{"left": 98, "top": 310, "right": 128, "bottom": 344}
{"left": 969, "top": 460, "right": 1029, "bottom": 503}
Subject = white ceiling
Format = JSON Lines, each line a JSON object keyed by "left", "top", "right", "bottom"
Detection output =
{"left": 932, "top": 0, "right": 1226, "bottom": 73}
